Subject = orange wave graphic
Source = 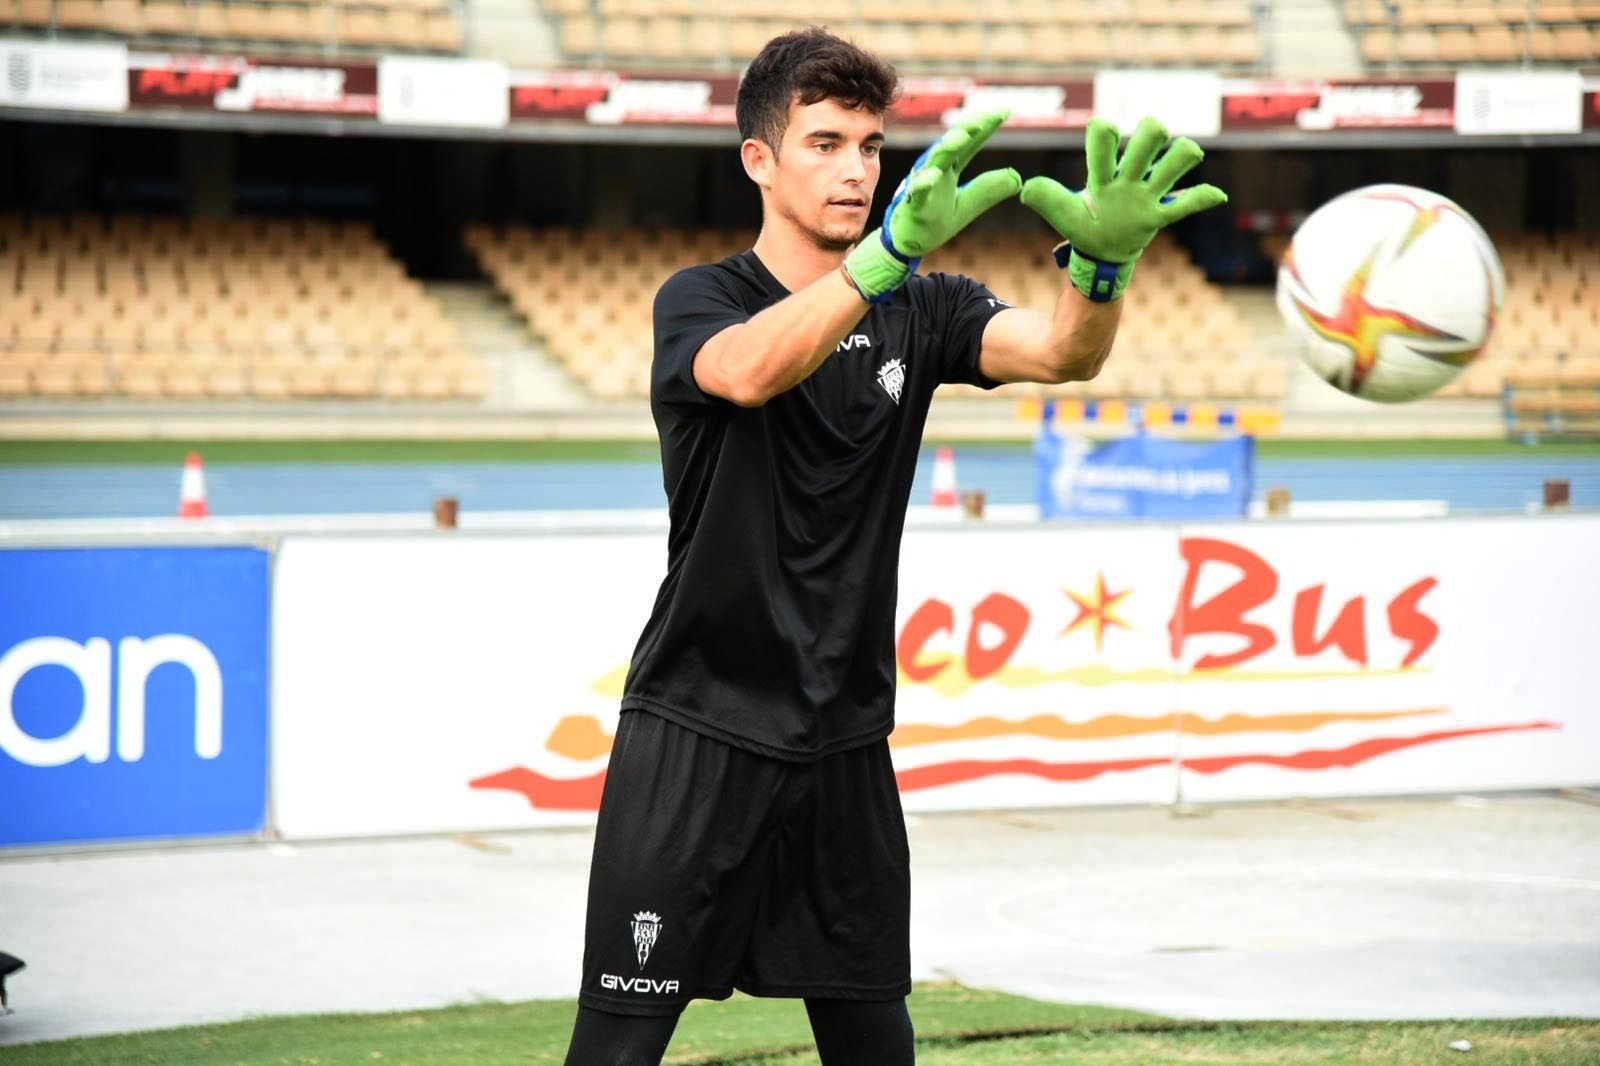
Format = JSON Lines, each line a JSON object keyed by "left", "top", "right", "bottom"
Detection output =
{"left": 899, "top": 662, "right": 1432, "bottom": 698}
{"left": 896, "top": 721, "right": 1559, "bottom": 793}
{"left": 889, "top": 707, "right": 1447, "bottom": 749}
{"left": 475, "top": 721, "right": 1561, "bottom": 810}
{"left": 542, "top": 707, "right": 1449, "bottom": 760}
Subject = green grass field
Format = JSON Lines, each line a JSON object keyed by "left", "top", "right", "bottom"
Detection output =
{"left": 6, "top": 983, "right": 1596, "bottom": 1065}
{"left": 0, "top": 437, "right": 1597, "bottom": 465}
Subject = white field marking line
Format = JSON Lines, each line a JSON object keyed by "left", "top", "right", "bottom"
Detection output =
{"left": 982, "top": 865, "right": 1600, "bottom": 955}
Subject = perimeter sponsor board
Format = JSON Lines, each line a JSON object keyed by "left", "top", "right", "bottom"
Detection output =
{"left": 509, "top": 68, "right": 621, "bottom": 121}
{"left": 0, "top": 547, "right": 270, "bottom": 848}
{"left": 1094, "top": 70, "right": 1222, "bottom": 137}
{"left": 269, "top": 518, "right": 1598, "bottom": 838}
{"left": 893, "top": 77, "right": 1095, "bottom": 128}
{"left": 1035, "top": 433, "right": 1253, "bottom": 520}
{"left": 1454, "top": 70, "right": 1582, "bottom": 135}
{"left": 0, "top": 39, "right": 127, "bottom": 112}
{"left": 581, "top": 73, "right": 736, "bottom": 126}
{"left": 1222, "top": 78, "right": 1454, "bottom": 131}
{"left": 378, "top": 55, "right": 508, "bottom": 128}
{"left": 127, "top": 53, "right": 378, "bottom": 115}
{"left": 1579, "top": 76, "right": 1600, "bottom": 130}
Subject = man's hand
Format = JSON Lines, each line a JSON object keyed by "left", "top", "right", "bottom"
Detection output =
{"left": 1020, "top": 116, "right": 1228, "bottom": 302}
{"left": 843, "top": 111, "right": 1022, "bottom": 304}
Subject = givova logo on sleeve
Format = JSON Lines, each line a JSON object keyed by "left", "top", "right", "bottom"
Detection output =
{"left": 0, "top": 547, "right": 270, "bottom": 848}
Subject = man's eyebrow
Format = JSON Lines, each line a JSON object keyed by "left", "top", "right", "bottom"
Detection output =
{"left": 803, "top": 129, "right": 887, "bottom": 143}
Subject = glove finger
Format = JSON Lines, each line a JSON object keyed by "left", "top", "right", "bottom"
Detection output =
{"left": 1145, "top": 136, "right": 1204, "bottom": 198}
{"left": 926, "top": 128, "right": 971, "bottom": 174}
{"left": 1158, "top": 183, "right": 1230, "bottom": 225}
{"left": 1020, "top": 175, "right": 1090, "bottom": 237}
{"left": 948, "top": 109, "right": 1010, "bottom": 172}
{"left": 905, "top": 164, "right": 945, "bottom": 208}
{"left": 1083, "top": 118, "right": 1119, "bottom": 189}
{"left": 1117, "top": 115, "right": 1170, "bottom": 185}
{"left": 952, "top": 167, "right": 1022, "bottom": 231}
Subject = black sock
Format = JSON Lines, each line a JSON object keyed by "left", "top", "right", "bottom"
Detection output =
{"left": 805, "top": 996, "right": 915, "bottom": 1066}
{"left": 562, "top": 1004, "right": 682, "bottom": 1066}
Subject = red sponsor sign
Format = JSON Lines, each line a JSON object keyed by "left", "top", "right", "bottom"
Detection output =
{"left": 127, "top": 53, "right": 377, "bottom": 115}
{"left": 893, "top": 77, "right": 1094, "bottom": 128}
{"left": 510, "top": 70, "right": 737, "bottom": 125}
{"left": 1223, "top": 78, "right": 1453, "bottom": 131}
{"left": 1584, "top": 85, "right": 1600, "bottom": 130}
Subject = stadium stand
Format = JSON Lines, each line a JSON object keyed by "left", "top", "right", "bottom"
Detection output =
{"left": 544, "top": 0, "right": 1264, "bottom": 71}
{"left": 0, "top": 214, "right": 489, "bottom": 401}
{"left": 1484, "top": 232, "right": 1600, "bottom": 435}
{"left": 463, "top": 223, "right": 1288, "bottom": 404}
{"left": 4, "top": 0, "right": 465, "bottom": 53}
{"left": 1347, "top": 0, "right": 1600, "bottom": 65}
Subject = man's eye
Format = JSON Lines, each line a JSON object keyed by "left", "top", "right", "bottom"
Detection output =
{"left": 864, "top": 144, "right": 880, "bottom": 156}
{"left": 815, "top": 142, "right": 834, "bottom": 153}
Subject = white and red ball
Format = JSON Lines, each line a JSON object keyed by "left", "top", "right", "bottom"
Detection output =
{"left": 1276, "top": 183, "right": 1504, "bottom": 403}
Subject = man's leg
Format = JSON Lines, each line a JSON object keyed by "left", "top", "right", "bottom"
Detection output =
{"left": 804, "top": 996, "right": 915, "bottom": 1066}
{"left": 562, "top": 1004, "right": 682, "bottom": 1066}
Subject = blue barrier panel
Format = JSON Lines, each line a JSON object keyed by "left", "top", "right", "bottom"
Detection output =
{"left": 0, "top": 547, "right": 270, "bottom": 847}
{"left": 1036, "top": 431, "right": 1254, "bottom": 519}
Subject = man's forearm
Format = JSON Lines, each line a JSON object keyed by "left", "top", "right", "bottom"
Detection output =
{"left": 695, "top": 266, "right": 869, "bottom": 407}
{"left": 1044, "top": 277, "right": 1123, "bottom": 382}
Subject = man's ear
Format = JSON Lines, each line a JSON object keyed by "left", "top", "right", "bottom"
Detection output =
{"left": 741, "top": 137, "right": 777, "bottom": 191}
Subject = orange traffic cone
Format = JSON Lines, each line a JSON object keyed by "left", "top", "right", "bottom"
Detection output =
{"left": 930, "top": 446, "right": 958, "bottom": 507}
{"left": 178, "top": 451, "right": 209, "bottom": 518}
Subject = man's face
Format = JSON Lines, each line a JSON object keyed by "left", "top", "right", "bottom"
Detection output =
{"left": 756, "top": 96, "right": 885, "bottom": 253}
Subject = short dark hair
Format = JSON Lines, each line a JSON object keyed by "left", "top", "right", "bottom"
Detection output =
{"left": 736, "top": 27, "right": 900, "bottom": 153}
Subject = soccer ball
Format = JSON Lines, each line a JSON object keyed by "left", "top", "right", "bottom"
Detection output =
{"left": 1276, "top": 183, "right": 1505, "bottom": 403}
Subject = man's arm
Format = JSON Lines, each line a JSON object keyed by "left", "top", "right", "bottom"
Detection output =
{"left": 976, "top": 114, "right": 1226, "bottom": 387}
{"left": 694, "top": 111, "right": 1021, "bottom": 409}
{"left": 693, "top": 267, "right": 869, "bottom": 407}
{"left": 977, "top": 286, "right": 1123, "bottom": 385}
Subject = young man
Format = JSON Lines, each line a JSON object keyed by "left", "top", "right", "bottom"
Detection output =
{"left": 563, "top": 27, "right": 1226, "bottom": 1066}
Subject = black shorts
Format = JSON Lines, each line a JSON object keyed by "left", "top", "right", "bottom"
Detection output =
{"left": 577, "top": 708, "right": 912, "bottom": 1016}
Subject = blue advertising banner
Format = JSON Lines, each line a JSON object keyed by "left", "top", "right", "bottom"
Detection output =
{"left": 1036, "top": 430, "right": 1253, "bottom": 519}
{"left": 0, "top": 547, "right": 269, "bottom": 847}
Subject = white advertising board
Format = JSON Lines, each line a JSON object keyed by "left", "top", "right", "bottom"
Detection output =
{"left": 0, "top": 40, "right": 128, "bottom": 112}
{"left": 1092, "top": 70, "right": 1223, "bottom": 137}
{"left": 1455, "top": 70, "right": 1582, "bottom": 135}
{"left": 271, "top": 516, "right": 1600, "bottom": 839}
{"left": 377, "top": 56, "right": 508, "bottom": 128}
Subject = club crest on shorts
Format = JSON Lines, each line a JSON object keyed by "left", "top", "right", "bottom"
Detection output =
{"left": 632, "top": 910, "right": 661, "bottom": 969}
{"left": 876, "top": 357, "right": 905, "bottom": 404}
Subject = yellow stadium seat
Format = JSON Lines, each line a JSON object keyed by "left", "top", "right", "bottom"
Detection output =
{"left": 560, "top": 15, "right": 600, "bottom": 56}
{"left": 55, "top": 0, "right": 102, "bottom": 30}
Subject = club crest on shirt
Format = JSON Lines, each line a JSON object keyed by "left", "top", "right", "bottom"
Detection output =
{"left": 876, "top": 357, "right": 905, "bottom": 405}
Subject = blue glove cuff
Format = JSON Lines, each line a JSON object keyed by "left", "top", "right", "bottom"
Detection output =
{"left": 1053, "top": 241, "right": 1132, "bottom": 303}
{"left": 879, "top": 209, "right": 922, "bottom": 275}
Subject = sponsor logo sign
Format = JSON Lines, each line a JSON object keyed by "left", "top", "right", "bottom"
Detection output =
{"left": 270, "top": 520, "right": 1598, "bottom": 838}
{"left": 1455, "top": 71, "right": 1583, "bottom": 135}
{"left": 127, "top": 53, "right": 378, "bottom": 115}
{"left": 378, "top": 56, "right": 508, "bottom": 128}
{"left": 0, "top": 40, "right": 127, "bottom": 112}
{"left": 0, "top": 548, "right": 270, "bottom": 848}
{"left": 1223, "top": 78, "right": 1455, "bottom": 130}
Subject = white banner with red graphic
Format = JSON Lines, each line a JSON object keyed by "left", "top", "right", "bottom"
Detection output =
{"left": 270, "top": 516, "right": 1600, "bottom": 839}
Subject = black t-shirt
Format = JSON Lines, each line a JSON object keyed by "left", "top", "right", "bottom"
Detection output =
{"left": 621, "top": 249, "right": 1010, "bottom": 761}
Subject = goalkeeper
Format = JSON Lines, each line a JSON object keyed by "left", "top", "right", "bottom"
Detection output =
{"left": 564, "top": 26, "right": 1226, "bottom": 1066}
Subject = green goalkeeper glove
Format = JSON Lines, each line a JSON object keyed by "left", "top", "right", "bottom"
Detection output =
{"left": 1020, "top": 115, "right": 1228, "bottom": 302}
{"left": 843, "top": 110, "right": 1022, "bottom": 304}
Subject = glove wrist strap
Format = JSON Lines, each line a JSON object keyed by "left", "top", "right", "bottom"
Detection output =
{"left": 1054, "top": 241, "right": 1134, "bottom": 302}
{"left": 843, "top": 228, "right": 914, "bottom": 305}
